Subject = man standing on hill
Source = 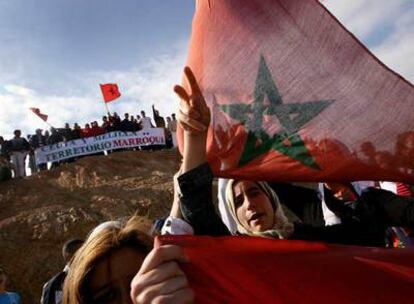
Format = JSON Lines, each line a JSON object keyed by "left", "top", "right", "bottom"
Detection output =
{"left": 29, "top": 129, "right": 47, "bottom": 172}
{"left": 152, "top": 105, "right": 166, "bottom": 128}
{"left": 169, "top": 113, "right": 178, "bottom": 147}
{"left": 40, "top": 239, "right": 84, "bottom": 304}
{"left": 47, "top": 128, "right": 64, "bottom": 168}
{"left": 139, "top": 111, "right": 154, "bottom": 130}
{"left": 8, "top": 130, "right": 30, "bottom": 178}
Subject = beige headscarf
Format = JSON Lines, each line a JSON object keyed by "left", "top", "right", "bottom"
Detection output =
{"left": 225, "top": 180, "right": 295, "bottom": 239}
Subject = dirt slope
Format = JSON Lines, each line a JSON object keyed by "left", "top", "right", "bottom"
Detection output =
{"left": 0, "top": 149, "right": 180, "bottom": 303}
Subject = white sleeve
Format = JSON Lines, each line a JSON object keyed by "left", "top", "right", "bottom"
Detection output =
{"left": 161, "top": 216, "right": 194, "bottom": 235}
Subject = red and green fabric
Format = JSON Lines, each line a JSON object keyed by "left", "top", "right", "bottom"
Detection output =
{"left": 178, "top": 0, "right": 414, "bottom": 183}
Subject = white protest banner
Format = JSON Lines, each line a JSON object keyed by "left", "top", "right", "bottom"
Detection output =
{"left": 35, "top": 129, "right": 165, "bottom": 165}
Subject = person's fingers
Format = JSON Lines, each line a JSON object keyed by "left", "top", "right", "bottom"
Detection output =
{"left": 180, "top": 122, "right": 190, "bottom": 131}
{"left": 188, "top": 94, "right": 207, "bottom": 111}
{"left": 179, "top": 120, "right": 205, "bottom": 133}
{"left": 177, "top": 95, "right": 201, "bottom": 121}
{"left": 151, "top": 288, "right": 195, "bottom": 304}
{"left": 184, "top": 67, "right": 202, "bottom": 100}
{"left": 176, "top": 68, "right": 210, "bottom": 129}
{"left": 178, "top": 110, "right": 206, "bottom": 131}
{"left": 179, "top": 103, "right": 200, "bottom": 119}
{"left": 178, "top": 109, "right": 202, "bottom": 125}
{"left": 174, "top": 85, "right": 194, "bottom": 117}
{"left": 174, "top": 85, "right": 190, "bottom": 103}
{"left": 175, "top": 74, "right": 206, "bottom": 117}
{"left": 134, "top": 276, "right": 190, "bottom": 304}
{"left": 179, "top": 107, "right": 202, "bottom": 128}
{"left": 131, "top": 261, "right": 184, "bottom": 299}
{"left": 138, "top": 245, "right": 189, "bottom": 276}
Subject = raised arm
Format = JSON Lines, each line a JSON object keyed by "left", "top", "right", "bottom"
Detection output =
{"left": 167, "top": 66, "right": 210, "bottom": 220}
{"left": 174, "top": 67, "right": 210, "bottom": 172}
{"left": 172, "top": 67, "right": 230, "bottom": 236}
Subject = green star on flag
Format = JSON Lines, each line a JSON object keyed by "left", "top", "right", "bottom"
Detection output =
{"left": 220, "top": 56, "right": 334, "bottom": 170}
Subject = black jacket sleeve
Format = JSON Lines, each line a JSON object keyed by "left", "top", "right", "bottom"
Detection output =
{"left": 178, "top": 163, "right": 231, "bottom": 236}
{"left": 358, "top": 188, "right": 414, "bottom": 227}
{"left": 291, "top": 222, "right": 386, "bottom": 247}
{"left": 40, "top": 271, "right": 67, "bottom": 304}
{"left": 23, "top": 138, "right": 31, "bottom": 150}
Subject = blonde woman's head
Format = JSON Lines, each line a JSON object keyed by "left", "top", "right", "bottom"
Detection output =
{"left": 63, "top": 217, "right": 152, "bottom": 304}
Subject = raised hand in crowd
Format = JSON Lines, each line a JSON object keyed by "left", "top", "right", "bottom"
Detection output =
{"left": 174, "top": 67, "right": 211, "bottom": 172}
{"left": 174, "top": 67, "right": 210, "bottom": 135}
{"left": 130, "top": 243, "right": 194, "bottom": 304}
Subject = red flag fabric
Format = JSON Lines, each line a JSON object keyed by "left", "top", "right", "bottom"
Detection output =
{"left": 159, "top": 235, "right": 414, "bottom": 304}
{"left": 100, "top": 83, "right": 121, "bottom": 103}
{"left": 29, "top": 107, "right": 48, "bottom": 121}
{"left": 396, "top": 183, "right": 413, "bottom": 197}
{"left": 179, "top": 0, "right": 414, "bottom": 183}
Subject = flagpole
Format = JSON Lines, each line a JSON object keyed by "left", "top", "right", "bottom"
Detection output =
{"left": 43, "top": 120, "right": 55, "bottom": 130}
{"left": 33, "top": 116, "right": 55, "bottom": 130}
{"left": 104, "top": 100, "right": 111, "bottom": 116}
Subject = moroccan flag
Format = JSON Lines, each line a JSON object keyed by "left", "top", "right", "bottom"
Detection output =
{"left": 179, "top": 0, "right": 414, "bottom": 183}
{"left": 29, "top": 107, "right": 48, "bottom": 121}
{"left": 100, "top": 83, "right": 121, "bottom": 103}
{"left": 160, "top": 236, "right": 414, "bottom": 304}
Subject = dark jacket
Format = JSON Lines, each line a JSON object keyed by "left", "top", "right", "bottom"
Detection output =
{"left": 40, "top": 270, "right": 67, "bottom": 304}
{"left": 120, "top": 119, "right": 135, "bottom": 132}
{"left": 60, "top": 128, "right": 78, "bottom": 141}
{"left": 1, "top": 140, "right": 10, "bottom": 157}
{"left": 152, "top": 106, "right": 166, "bottom": 128}
{"left": 177, "top": 163, "right": 414, "bottom": 247}
{"left": 29, "top": 134, "right": 47, "bottom": 149}
{"left": 47, "top": 133, "right": 64, "bottom": 145}
{"left": 269, "top": 182, "right": 325, "bottom": 227}
{"left": 8, "top": 137, "right": 30, "bottom": 152}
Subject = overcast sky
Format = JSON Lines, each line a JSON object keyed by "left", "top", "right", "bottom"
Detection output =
{"left": 0, "top": 0, "right": 413, "bottom": 138}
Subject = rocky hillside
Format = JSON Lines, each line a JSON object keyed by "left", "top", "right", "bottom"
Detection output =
{"left": 0, "top": 149, "right": 181, "bottom": 303}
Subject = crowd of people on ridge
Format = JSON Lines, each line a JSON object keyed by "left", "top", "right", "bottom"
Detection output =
{"left": 0, "top": 106, "right": 178, "bottom": 180}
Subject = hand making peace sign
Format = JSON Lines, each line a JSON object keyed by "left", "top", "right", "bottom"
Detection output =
{"left": 174, "top": 67, "right": 211, "bottom": 135}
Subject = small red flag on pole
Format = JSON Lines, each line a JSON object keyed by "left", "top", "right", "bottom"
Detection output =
{"left": 29, "top": 107, "right": 48, "bottom": 122}
{"left": 100, "top": 83, "right": 121, "bottom": 103}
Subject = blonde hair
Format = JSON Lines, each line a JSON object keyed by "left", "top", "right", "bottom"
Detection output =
{"left": 225, "top": 180, "right": 294, "bottom": 239}
{"left": 63, "top": 217, "right": 153, "bottom": 304}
